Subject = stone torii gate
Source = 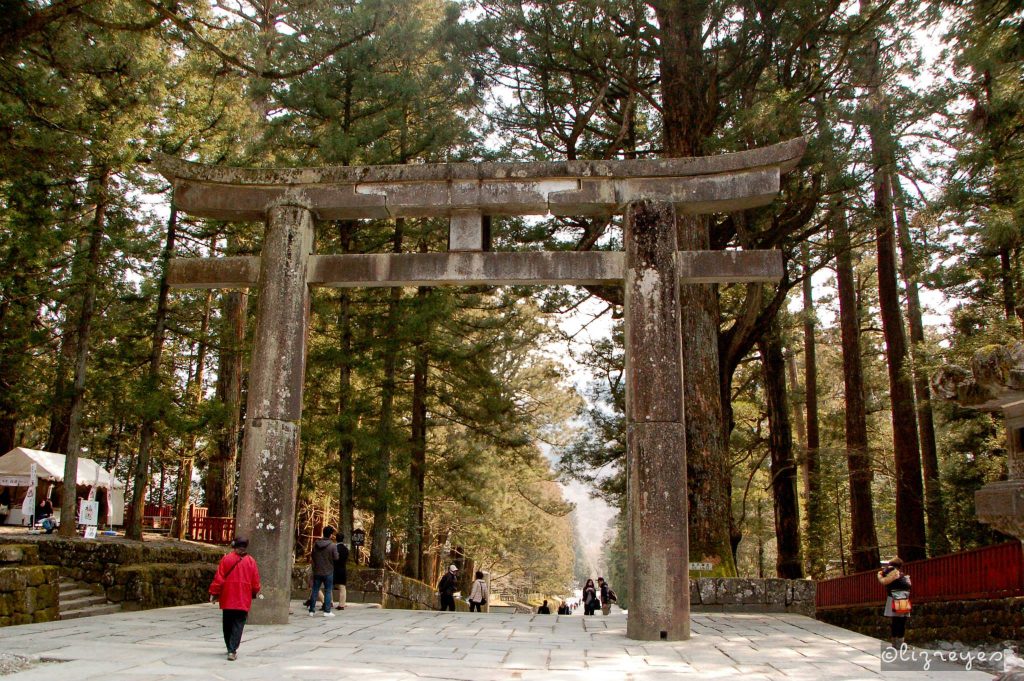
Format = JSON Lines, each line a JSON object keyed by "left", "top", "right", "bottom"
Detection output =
{"left": 155, "top": 137, "right": 806, "bottom": 639}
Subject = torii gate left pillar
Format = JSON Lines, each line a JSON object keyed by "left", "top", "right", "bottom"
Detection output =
{"left": 155, "top": 138, "right": 805, "bottom": 631}
{"left": 235, "top": 206, "right": 314, "bottom": 623}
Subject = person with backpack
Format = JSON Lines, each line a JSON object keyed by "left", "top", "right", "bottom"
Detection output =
{"left": 877, "top": 557, "right": 912, "bottom": 648}
{"left": 438, "top": 564, "right": 459, "bottom": 611}
{"left": 468, "top": 570, "right": 488, "bottom": 612}
{"left": 209, "top": 537, "right": 261, "bottom": 661}
{"left": 598, "top": 577, "right": 617, "bottom": 615}
{"left": 308, "top": 526, "right": 339, "bottom": 617}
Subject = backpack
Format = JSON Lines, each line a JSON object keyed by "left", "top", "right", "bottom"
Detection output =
{"left": 607, "top": 588, "right": 617, "bottom": 603}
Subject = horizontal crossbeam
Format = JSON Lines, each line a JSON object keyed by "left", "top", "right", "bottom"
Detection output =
{"left": 154, "top": 139, "right": 806, "bottom": 222}
{"left": 167, "top": 250, "right": 783, "bottom": 289}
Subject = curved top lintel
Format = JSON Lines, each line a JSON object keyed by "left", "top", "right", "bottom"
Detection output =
{"left": 154, "top": 138, "right": 807, "bottom": 187}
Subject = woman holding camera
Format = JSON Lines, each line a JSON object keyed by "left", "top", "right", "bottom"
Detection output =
{"left": 877, "top": 557, "right": 912, "bottom": 648}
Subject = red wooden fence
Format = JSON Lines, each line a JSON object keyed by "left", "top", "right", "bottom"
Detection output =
{"left": 189, "top": 514, "right": 235, "bottom": 545}
{"left": 816, "top": 541, "right": 1024, "bottom": 609}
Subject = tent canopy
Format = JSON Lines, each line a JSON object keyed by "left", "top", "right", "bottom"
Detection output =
{"left": 0, "top": 447, "right": 124, "bottom": 489}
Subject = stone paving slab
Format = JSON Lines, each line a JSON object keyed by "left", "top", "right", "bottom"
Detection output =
{"left": 0, "top": 602, "right": 995, "bottom": 680}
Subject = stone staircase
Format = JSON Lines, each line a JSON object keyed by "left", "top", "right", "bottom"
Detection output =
{"left": 59, "top": 579, "right": 121, "bottom": 620}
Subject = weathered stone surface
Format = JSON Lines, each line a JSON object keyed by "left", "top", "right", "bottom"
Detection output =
{"left": 0, "top": 546, "right": 27, "bottom": 565}
{"left": 975, "top": 480, "right": 1024, "bottom": 538}
{"left": 153, "top": 138, "right": 806, "bottom": 221}
{"left": 624, "top": 200, "right": 688, "bottom": 642}
{"left": 244, "top": 206, "right": 314, "bottom": 421}
{"left": 171, "top": 249, "right": 784, "bottom": 290}
{"left": 167, "top": 255, "right": 259, "bottom": 289}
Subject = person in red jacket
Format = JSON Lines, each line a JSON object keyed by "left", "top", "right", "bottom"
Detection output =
{"left": 209, "top": 537, "right": 261, "bottom": 661}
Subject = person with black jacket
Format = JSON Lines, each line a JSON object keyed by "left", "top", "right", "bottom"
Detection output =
{"left": 308, "top": 526, "right": 339, "bottom": 617}
{"left": 582, "top": 579, "right": 598, "bottom": 616}
{"left": 877, "top": 557, "right": 912, "bottom": 648}
{"left": 438, "top": 564, "right": 459, "bottom": 611}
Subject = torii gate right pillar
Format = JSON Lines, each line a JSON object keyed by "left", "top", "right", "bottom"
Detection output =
{"left": 625, "top": 200, "right": 689, "bottom": 641}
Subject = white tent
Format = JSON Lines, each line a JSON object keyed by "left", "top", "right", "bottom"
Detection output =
{"left": 0, "top": 447, "right": 125, "bottom": 526}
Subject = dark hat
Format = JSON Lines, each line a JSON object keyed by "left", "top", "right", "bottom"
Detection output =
{"left": 231, "top": 537, "right": 249, "bottom": 549}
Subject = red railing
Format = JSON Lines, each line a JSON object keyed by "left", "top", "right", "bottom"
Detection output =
{"left": 816, "top": 541, "right": 1024, "bottom": 609}
{"left": 189, "top": 515, "right": 235, "bottom": 545}
{"left": 124, "top": 503, "right": 175, "bottom": 528}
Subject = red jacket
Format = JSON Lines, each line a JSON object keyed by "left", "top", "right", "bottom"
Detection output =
{"left": 209, "top": 552, "right": 261, "bottom": 611}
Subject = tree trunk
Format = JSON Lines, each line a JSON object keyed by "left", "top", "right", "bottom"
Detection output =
{"left": 835, "top": 208, "right": 881, "bottom": 571}
{"left": 651, "top": 0, "right": 733, "bottom": 576}
{"left": 173, "top": 289, "right": 212, "bottom": 540}
{"left": 59, "top": 169, "right": 110, "bottom": 538}
{"left": 125, "top": 204, "right": 177, "bottom": 540}
{"left": 336, "top": 221, "right": 355, "bottom": 546}
{"left": 206, "top": 281, "right": 246, "bottom": 518}
{"left": 404, "top": 284, "right": 430, "bottom": 580}
{"left": 45, "top": 332, "right": 74, "bottom": 454}
{"left": 1001, "top": 246, "right": 1016, "bottom": 321}
{"left": 758, "top": 322, "right": 803, "bottom": 579}
{"left": 369, "top": 219, "right": 404, "bottom": 568}
{"left": 892, "top": 179, "right": 950, "bottom": 556}
{"left": 801, "top": 244, "right": 826, "bottom": 578}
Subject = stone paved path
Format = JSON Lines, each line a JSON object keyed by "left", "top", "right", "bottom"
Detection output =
{"left": 0, "top": 602, "right": 993, "bottom": 680}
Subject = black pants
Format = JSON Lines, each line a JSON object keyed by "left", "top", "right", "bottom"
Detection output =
{"left": 469, "top": 601, "right": 482, "bottom": 612}
{"left": 440, "top": 594, "right": 456, "bottom": 611}
{"left": 222, "top": 609, "right": 248, "bottom": 653}
{"left": 890, "top": 616, "right": 907, "bottom": 639}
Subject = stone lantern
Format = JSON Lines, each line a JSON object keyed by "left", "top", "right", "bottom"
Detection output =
{"left": 932, "top": 343, "right": 1024, "bottom": 540}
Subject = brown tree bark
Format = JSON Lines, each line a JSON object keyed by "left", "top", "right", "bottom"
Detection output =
{"left": 126, "top": 203, "right": 177, "bottom": 540}
{"left": 758, "top": 321, "right": 804, "bottom": 579}
{"left": 801, "top": 244, "right": 826, "bottom": 578}
{"left": 173, "top": 289, "right": 212, "bottom": 540}
{"left": 336, "top": 220, "right": 355, "bottom": 547}
{"left": 835, "top": 208, "right": 881, "bottom": 571}
{"left": 404, "top": 283, "right": 430, "bottom": 580}
{"left": 369, "top": 218, "right": 404, "bottom": 569}
{"left": 892, "top": 180, "right": 950, "bottom": 555}
{"left": 650, "top": 0, "right": 734, "bottom": 575}
{"left": 60, "top": 168, "right": 110, "bottom": 538}
{"left": 205, "top": 281, "right": 246, "bottom": 518}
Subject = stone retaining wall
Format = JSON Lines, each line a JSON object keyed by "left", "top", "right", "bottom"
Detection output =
{"left": 817, "top": 597, "right": 1024, "bottom": 644}
{"left": 0, "top": 535, "right": 223, "bottom": 618}
{"left": 0, "top": 544, "right": 59, "bottom": 625}
{"left": 291, "top": 564, "right": 469, "bottom": 611}
{"left": 690, "top": 578, "right": 816, "bottom": 616}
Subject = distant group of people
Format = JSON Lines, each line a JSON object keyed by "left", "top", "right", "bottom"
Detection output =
{"left": 581, "top": 576, "right": 616, "bottom": 616}
{"left": 306, "top": 526, "right": 350, "bottom": 616}
{"left": 437, "top": 565, "right": 490, "bottom": 612}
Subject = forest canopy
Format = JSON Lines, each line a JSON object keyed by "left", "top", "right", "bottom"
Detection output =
{"left": 0, "top": 0, "right": 1020, "bottom": 597}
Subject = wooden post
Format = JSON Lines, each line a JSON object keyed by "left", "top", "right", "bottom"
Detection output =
{"left": 624, "top": 200, "right": 689, "bottom": 641}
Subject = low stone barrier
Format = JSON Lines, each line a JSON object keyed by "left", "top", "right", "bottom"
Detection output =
{"left": 291, "top": 565, "right": 469, "bottom": 611}
{"left": 689, "top": 578, "right": 816, "bottom": 616}
{"left": 0, "top": 544, "right": 59, "bottom": 625}
{"left": 0, "top": 535, "right": 224, "bottom": 619}
{"left": 816, "top": 597, "right": 1024, "bottom": 644}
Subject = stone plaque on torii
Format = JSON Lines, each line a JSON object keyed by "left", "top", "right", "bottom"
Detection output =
{"left": 155, "top": 137, "right": 806, "bottom": 639}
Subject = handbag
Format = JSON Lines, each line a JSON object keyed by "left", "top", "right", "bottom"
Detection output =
{"left": 890, "top": 590, "right": 911, "bottom": 615}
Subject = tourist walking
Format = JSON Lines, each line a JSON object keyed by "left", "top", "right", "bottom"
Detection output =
{"left": 582, "top": 579, "right": 597, "bottom": 616}
{"left": 309, "top": 526, "right": 339, "bottom": 617}
{"left": 209, "top": 537, "right": 261, "bottom": 661}
{"left": 877, "top": 557, "right": 912, "bottom": 648}
{"left": 468, "top": 570, "right": 488, "bottom": 612}
{"left": 438, "top": 564, "right": 459, "bottom": 611}
{"left": 537, "top": 599, "right": 551, "bottom": 614}
{"left": 333, "top": 532, "right": 349, "bottom": 610}
{"left": 598, "top": 577, "right": 617, "bottom": 615}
